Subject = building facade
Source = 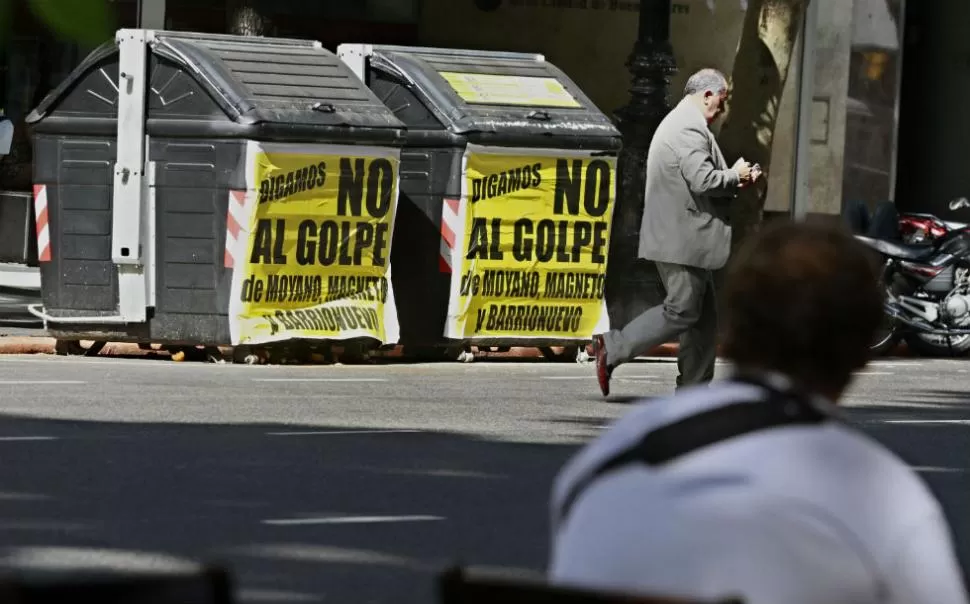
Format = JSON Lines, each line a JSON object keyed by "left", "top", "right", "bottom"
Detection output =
{"left": 0, "top": 0, "right": 926, "bottom": 223}
{"left": 0, "top": 0, "right": 420, "bottom": 190}
{"left": 421, "top": 0, "right": 907, "bottom": 221}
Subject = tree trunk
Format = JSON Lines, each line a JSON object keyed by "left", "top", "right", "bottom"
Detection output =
{"left": 717, "top": 0, "right": 809, "bottom": 250}
{"left": 227, "top": 0, "right": 269, "bottom": 36}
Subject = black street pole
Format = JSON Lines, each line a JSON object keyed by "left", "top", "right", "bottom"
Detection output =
{"left": 605, "top": 0, "right": 677, "bottom": 329}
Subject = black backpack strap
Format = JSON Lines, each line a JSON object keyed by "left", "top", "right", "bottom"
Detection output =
{"left": 557, "top": 376, "right": 830, "bottom": 523}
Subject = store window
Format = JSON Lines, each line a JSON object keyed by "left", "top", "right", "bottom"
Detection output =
{"left": 167, "top": 0, "right": 419, "bottom": 47}
{"left": 841, "top": 0, "right": 904, "bottom": 208}
{"left": 0, "top": 0, "right": 135, "bottom": 191}
{"left": 366, "top": 0, "right": 419, "bottom": 23}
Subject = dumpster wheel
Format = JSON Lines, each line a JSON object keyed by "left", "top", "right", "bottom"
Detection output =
{"left": 167, "top": 346, "right": 211, "bottom": 363}
{"left": 55, "top": 340, "right": 107, "bottom": 357}
{"left": 231, "top": 346, "right": 265, "bottom": 365}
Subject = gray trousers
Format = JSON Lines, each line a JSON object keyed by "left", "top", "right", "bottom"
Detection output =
{"left": 602, "top": 261, "right": 717, "bottom": 388}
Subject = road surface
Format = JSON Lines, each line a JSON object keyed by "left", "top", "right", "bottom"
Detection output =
{"left": 0, "top": 354, "right": 965, "bottom": 603}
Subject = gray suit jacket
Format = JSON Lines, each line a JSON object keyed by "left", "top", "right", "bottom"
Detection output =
{"left": 637, "top": 97, "right": 740, "bottom": 270}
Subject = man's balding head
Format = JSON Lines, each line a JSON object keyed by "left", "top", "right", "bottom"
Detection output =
{"left": 684, "top": 68, "right": 729, "bottom": 124}
{"left": 721, "top": 221, "right": 885, "bottom": 400}
{"left": 684, "top": 68, "right": 728, "bottom": 96}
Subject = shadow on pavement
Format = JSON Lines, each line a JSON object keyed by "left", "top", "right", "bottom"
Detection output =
{"left": 0, "top": 414, "right": 577, "bottom": 603}
{"left": 843, "top": 394, "right": 970, "bottom": 578}
{"left": 0, "top": 390, "right": 964, "bottom": 603}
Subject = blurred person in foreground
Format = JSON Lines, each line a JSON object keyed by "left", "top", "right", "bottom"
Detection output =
{"left": 550, "top": 221, "right": 968, "bottom": 604}
{"left": 591, "top": 68, "right": 759, "bottom": 397}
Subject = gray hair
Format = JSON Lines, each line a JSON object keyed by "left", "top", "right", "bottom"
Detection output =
{"left": 684, "top": 68, "right": 728, "bottom": 96}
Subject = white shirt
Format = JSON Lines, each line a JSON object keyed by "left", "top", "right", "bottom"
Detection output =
{"left": 549, "top": 377, "right": 968, "bottom": 604}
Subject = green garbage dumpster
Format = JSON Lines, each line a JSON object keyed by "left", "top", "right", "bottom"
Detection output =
{"left": 337, "top": 44, "right": 622, "bottom": 358}
{"left": 26, "top": 29, "right": 407, "bottom": 353}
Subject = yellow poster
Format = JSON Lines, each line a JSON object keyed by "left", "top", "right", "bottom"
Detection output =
{"left": 229, "top": 142, "right": 401, "bottom": 346}
{"left": 438, "top": 72, "right": 581, "bottom": 108}
{"left": 444, "top": 144, "right": 615, "bottom": 340}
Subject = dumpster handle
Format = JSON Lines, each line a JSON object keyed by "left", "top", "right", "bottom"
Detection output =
{"left": 311, "top": 102, "right": 336, "bottom": 113}
{"left": 526, "top": 110, "right": 551, "bottom": 121}
{"left": 28, "top": 304, "right": 132, "bottom": 325}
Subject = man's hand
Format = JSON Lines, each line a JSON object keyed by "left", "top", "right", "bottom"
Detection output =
{"left": 745, "top": 163, "right": 763, "bottom": 189}
{"left": 732, "top": 157, "right": 752, "bottom": 182}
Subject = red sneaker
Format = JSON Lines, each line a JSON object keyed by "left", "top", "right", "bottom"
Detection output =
{"left": 592, "top": 334, "right": 611, "bottom": 397}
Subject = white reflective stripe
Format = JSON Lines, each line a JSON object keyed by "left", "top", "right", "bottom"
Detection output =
{"left": 34, "top": 186, "right": 51, "bottom": 260}
{"left": 441, "top": 202, "right": 460, "bottom": 236}
{"left": 36, "top": 228, "right": 50, "bottom": 252}
{"left": 34, "top": 186, "right": 48, "bottom": 212}
{"left": 227, "top": 191, "right": 249, "bottom": 224}
{"left": 440, "top": 199, "right": 461, "bottom": 269}
{"left": 224, "top": 190, "right": 249, "bottom": 266}
{"left": 439, "top": 238, "right": 452, "bottom": 269}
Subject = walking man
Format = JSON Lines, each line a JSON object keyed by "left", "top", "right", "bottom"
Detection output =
{"left": 593, "top": 68, "right": 756, "bottom": 396}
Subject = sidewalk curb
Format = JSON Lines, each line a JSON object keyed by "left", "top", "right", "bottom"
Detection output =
{"left": 460, "top": 342, "right": 913, "bottom": 360}
{"left": 0, "top": 337, "right": 56, "bottom": 355}
{"left": 0, "top": 338, "right": 150, "bottom": 356}
{"left": 452, "top": 343, "right": 681, "bottom": 359}
{"left": 0, "top": 337, "right": 913, "bottom": 359}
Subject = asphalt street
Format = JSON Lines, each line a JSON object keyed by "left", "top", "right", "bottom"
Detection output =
{"left": 0, "top": 354, "right": 966, "bottom": 603}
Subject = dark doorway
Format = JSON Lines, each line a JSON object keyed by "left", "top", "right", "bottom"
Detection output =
{"left": 894, "top": 0, "right": 970, "bottom": 222}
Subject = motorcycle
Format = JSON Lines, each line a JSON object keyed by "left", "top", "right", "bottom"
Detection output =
{"left": 899, "top": 197, "right": 970, "bottom": 244}
{"left": 858, "top": 225, "right": 970, "bottom": 357}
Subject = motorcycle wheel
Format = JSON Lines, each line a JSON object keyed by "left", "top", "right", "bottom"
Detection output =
{"left": 870, "top": 264, "right": 900, "bottom": 356}
{"left": 905, "top": 333, "right": 970, "bottom": 357}
{"left": 870, "top": 316, "right": 900, "bottom": 356}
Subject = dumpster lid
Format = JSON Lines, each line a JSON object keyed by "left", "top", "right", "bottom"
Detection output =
{"left": 30, "top": 30, "right": 404, "bottom": 132}
{"left": 361, "top": 45, "right": 618, "bottom": 138}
